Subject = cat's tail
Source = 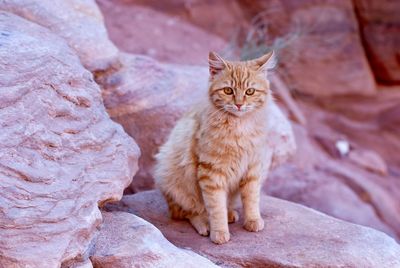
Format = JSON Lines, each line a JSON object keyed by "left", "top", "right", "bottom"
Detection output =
{"left": 162, "top": 191, "right": 192, "bottom": 220}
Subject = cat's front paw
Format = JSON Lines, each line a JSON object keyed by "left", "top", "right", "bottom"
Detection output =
{"left": 228, "top": 209, "right": 239, "bottom": 223}
{"left": 189, "top": 214, "right": 209, "bottom": 236}
{"left": 210, "top": 230, "right": 230, "bottom": 244}
{"left": 243, "top": 218, "right": 264, "bottom": 232}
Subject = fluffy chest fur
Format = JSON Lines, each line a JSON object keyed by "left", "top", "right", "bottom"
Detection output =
{"left": 194, "top": 104, "right": 269, "bottom": 190}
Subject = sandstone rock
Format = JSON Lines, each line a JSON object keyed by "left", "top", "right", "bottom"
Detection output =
{"left": 99, "top": 0, "right": 376, "bottom": 97}
{"left": 0, "top": 12, "right": 139, "bottom": 267}
{"left": 106, "top": 190, "right": 400, "bottom": 268}
{"left": 266, "top": 164, "right": 398, "bottom": 239}
{"left": 266, "top": 101, "right": 400, "bottom": 240}
{"left": 379, "top": 102, "right": 400, "bottom": 133}
{"left": 91, "top": 211, "right": 218, "bottom": 268}
{"left": 314, "top": 89, "right": 400, "bottom": 169}
{"left": 0, "top": 0, "right": 119, "bottom": 71}
{"left": 270, "top": 74, "right": 307, "bottom": 125}
{"left": 265, "top": 120, "right": 400, "bottom": 239}
{"left": 354, "top": 0, "right": 400, "bottom": 84}
{"left": 97, "top": 0, "right": 227, "bottom": 65}
{"left": 239, "top": 0, "right": 376, "bottom": 97}
{"left": 75, "top": 260, "right": 94, "bottom": 268}
{"left": 101, "top": 54, "right": 295, "bottom": 192}
{"left": 110, "top": 0, "right": 248, "bottom": 41}
{"left": 348, "top": 149, "right": 388, "bottom": 175}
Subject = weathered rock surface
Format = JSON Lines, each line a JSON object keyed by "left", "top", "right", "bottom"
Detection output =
{"left": 100, "top": 54, "right": 295, "bottom": 192}
{"left": 239, "top": 0, "right": 376, "bottom": 97}
{"left": 106, "top": 190, "right": 400, "bottom": 268}
{"left": 0, "top": 11, "right": 139, "bottom": 267}
{"left": 354, "top": 0, "right": 400, "bottom": 84}
{"left": 91, "top": 211, "right": 218, "bottom": 268}
{"left": 97, "top": 0, "right": 226, "bottom": 65}
{"left": 107, "top": 0, "right": 248, "bottom": 41}
{"left": 100, "top": 0, "right": 377, "bottom": 97}
{"left": 0, "top": 0, "right": 119, "bottom": 72}
{"left": 267, "top": 95, "right": 400, "bottom": 240}
{"left": 348, "top": 148, "right": 387, "bottom": 175}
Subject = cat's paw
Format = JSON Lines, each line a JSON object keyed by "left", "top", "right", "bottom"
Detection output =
{"left": 189, "top": 214, "right": 209, "bottom": 236}
{"left": 196, "top": 223, "right": 210, "bottom": 236}
{"left": 228, "top": 209, "right": 239, "bottom": 223}
{"left": 210, "top": 230, "right": 230, "bottom": 244}
{"left": 243, "top": 218, "right": 264, "bottom": 232}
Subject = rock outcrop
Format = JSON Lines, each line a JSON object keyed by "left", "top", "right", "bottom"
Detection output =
{"left": 0, "top": 11, "right": 139, "bottom": 267}
{"left": 354, "top": 0, "right": 400, "bottom": 84}
{"left": 106, "top": 190, "right": 400, "bottom": 268}
{"left": 266, "top": 93, "right": 400, "bottom": 240}
{"left": 97, "top": 0, "right": 227, "bottom": 65}
{"left": 99, "top": 0, "right": 377, "bottom": 97}
{"left": 91, "top": 211, "right": 218, "bottom": 268}
{"left": 0, "top": 0, "right": 119, "bottom": 72}
{"left": 240, "top": 0, "right": 377, "bottom": 97}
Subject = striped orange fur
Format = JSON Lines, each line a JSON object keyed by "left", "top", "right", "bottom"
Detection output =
{"left": 155, "top": 51, "right": 275, "bottom": 244}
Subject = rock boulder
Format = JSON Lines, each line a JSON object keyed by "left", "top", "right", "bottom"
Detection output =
{"left": 0, "top": 0, "right": 119, "bottom": 72}
{"left": 91, "top": 211, "right": 218, "bottom": 268}
{"left": 239, "top": 0, "right": 376, "bottom": 97}
{"left": 106, "top": 190, "right": 400, "bottom": 268}
{"left": 354, "top": 0, "right": 400, "bottom": 84}
{"left": 97, "top": 0, "right": 227, "bottom": 65}
{"left": 0, "top": 11, "right": 139, "bottom": 267}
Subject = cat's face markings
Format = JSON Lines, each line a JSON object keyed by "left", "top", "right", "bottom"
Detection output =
{"left": 208, "top": 51, "right": 274, "bottom": 117}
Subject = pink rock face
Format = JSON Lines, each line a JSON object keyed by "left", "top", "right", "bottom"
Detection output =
{"left": 266, "top": 98, "right": 400, "bottom": 240}
{"left": 100, "top": 54, "right": 295, "bottom": 192}
{"left": 106, "top": 190, "right": 400, "bottom": 268}
{"left": 240, "top": 0, "right": 376, "bottom": 97}
{"left": 107, "top": 0, "right": 249, "bottom": 40}
{"left": 348, "top": 149, "right": 387, "bottom": 175}
{"left": 97, "top": 0, "right": 227, "bottom": 65}
{"left": 101, "top": 54, "right": 208, "bottom": 191}
{"left": 0, "top": 0, "right": 119, "bottom": 72}
{"left": 100, "top": 0, "right": 377, "bottom": 97}
{"left": 0, "top": 12, "right": 139, "bottom": 267}
{"left": 91, "top": 212, "right": 218, "bottom": 268}
{"left": 354, "top": 0, "right": 400, "bottom": 84}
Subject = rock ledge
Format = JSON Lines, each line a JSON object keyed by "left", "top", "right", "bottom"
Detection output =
{"left": 106, "top": 190, "right": 400, "bottom": 268}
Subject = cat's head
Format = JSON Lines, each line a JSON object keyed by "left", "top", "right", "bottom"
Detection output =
{"left": 208, "top": 51, "right": 275, "bottom": 117}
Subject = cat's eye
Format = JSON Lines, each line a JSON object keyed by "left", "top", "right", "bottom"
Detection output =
{"left": 223, "top": 87, "right": 233, "bottom": 95}
{"left": 245, "top": 88, "right": 255, "bottom": 95}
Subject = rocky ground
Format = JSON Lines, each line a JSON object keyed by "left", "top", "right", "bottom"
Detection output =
{"left": 0, "top": 0, "right": 399, "bottom": 267}
{"left": 105, "top": 190, "right": 400, "bottom": 268}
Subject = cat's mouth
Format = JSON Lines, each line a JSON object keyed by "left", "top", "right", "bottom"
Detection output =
{"left": 225, "top": 106, "right": 252, "bottom": 117}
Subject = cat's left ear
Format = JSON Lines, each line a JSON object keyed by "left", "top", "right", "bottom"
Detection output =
{"left": 253, "top": 51, "right": 276, "bottom": 72}
{"left": 208, "top": 51, "right": 227, "bottom": 78}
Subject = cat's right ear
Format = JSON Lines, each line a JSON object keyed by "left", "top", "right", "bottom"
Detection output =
{"left": 208, "top": 51, "right": 226, "bottom": 78}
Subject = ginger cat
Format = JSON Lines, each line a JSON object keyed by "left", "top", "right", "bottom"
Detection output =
{"left": 155, "top": 51, "right": 275, "bottom": 244}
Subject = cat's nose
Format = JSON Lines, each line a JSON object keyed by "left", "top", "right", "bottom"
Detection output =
{"left": 236, "top": 104, "right": 242, "bottom": 110}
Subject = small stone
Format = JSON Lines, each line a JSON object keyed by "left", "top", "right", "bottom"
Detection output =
{"left": 336, "top": 139, "right": 350, "bottom": 156}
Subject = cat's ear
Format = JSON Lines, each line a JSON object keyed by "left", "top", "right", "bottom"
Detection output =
{"left": 253, "top": 51, "right": 276, "bottom": 72}
{"left": 208, "top": 51, "right": 227, "bottom": 78}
